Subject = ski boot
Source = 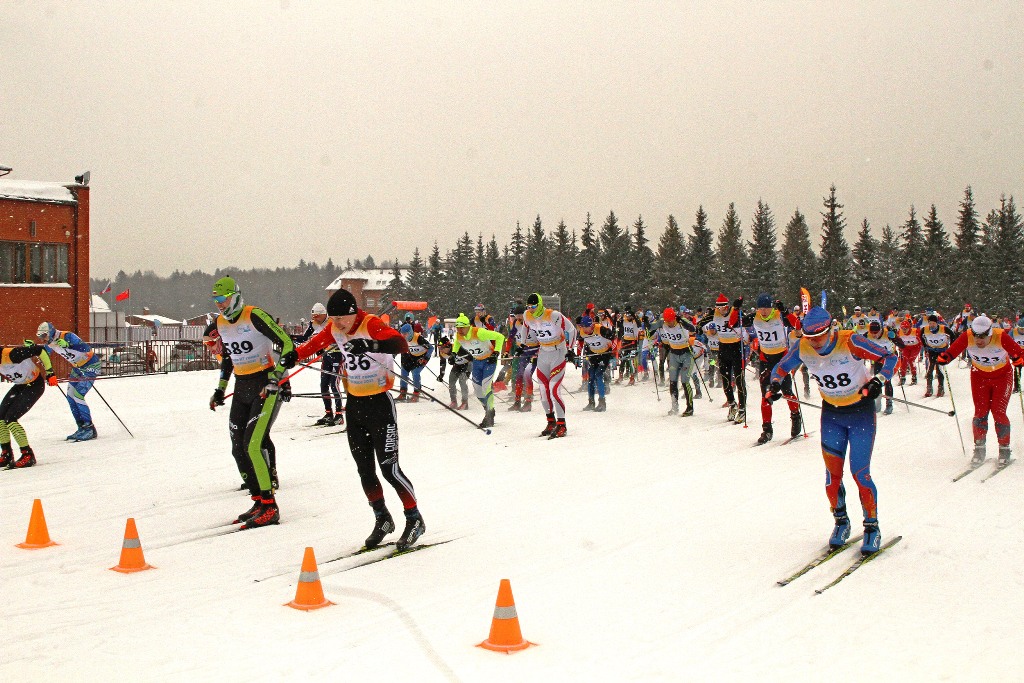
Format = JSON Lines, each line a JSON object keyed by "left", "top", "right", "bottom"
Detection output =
{"left": 595, "top": 397, "right": 607, "bottom": 412}
{"left": 694, "top": 385, "right": 702, "bottom": 400}
{"left": 756, "top": 423, "right": 773, "bottom": 445}
{"left": 627, "top": 375, "right": 635, "bottom": 386}
{"left": 11, "top": 445, "right": 35, "bottom": 469}
{"left": 883, "top": 400, "right": 894, "bottom": 415}
{"left": 331, "top": 412, "right": 345, "bottom": 427}
{"left": 548, "top": 419, "right": 567, "bottom": 439}
{"left": 396, "top": 390, "right": 408, "bottom": 402}
{"left": 479, "top": 409, "right": 495, "bottom": 429}
{"left": 972, "top": 440, "right": 986, "bottom": 466}
{"left": 396, "top": 509, "right": 426, "bottom": 551}
{"left": 936, "top": 385, "right": 945, "bottom": 398}
{"left": 733, "top": 408, "right": 746, "bottom": 425}
{"left": 314, "top": 412, "right": 334, "bottom": 426}
{"left": 365, "top": 508, "right": 395, "bottom": 548}
{"left": 829, "top": 508, "right": 852, "bottom": 548}
{"left": 66, "top": 423, "right": 85, "bottom": 441}
{"left": 998, "top": 445, "right": 1012, "bottom": 467}
{"left": 540, "top": 414, "right": 556, "bottom": 437}
{"left": 74, "top": 424, "right": 97, "bottom": 442}
{"left": 448, "top": 400, "right": 458, "bottom": 409}
{"left": 583, "top": 397, "right": 596, "bottom": 412}
{"left": 861, "top": 518, "right": 881, "bottom": 555}
{"left": 910, "top": 375, "right": 917, "bottom": 386}
{"left": 667, "top": 398, "right": 679, "bottom": 416}
{"left": 240, "top": 496, "right": 280, "bottom": 530}
{"left": 521, "top": 398, "right": 533, "bottom": 412}
{"left": 508, "top": 399, "right": 522, "bottom": 412}
{"left": 459, "top": 400, "right": 469, "bottom": 410}
{"left": 924, "top": 380, "right": 932, "bottom": 398}
{"left": 680, "top": 403, "right": 694, "bottom": 417}
{"left": 409, "top": 391, "right": 420, "bottom": 403}
{"left": 233, "top": 496, "right": 263, "bottom": 524}
{"left": 0, "top": 443, "right": 13, "bottom": 468}
{"left": 790, "top": 411, "right": 802, "bottom": 438}
{"left": 726, "top": 402, "right": 737, "bottom": 421}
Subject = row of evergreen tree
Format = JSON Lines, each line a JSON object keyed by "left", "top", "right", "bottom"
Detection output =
{"left": 385, "top": 185, "right": 1022, "bottom": 318}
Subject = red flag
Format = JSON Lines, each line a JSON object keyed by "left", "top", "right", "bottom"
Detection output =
{"left": 115, "top": 289, "right": 130, "bottom": 302}
{"left": 100, "top": 282, "right": 112, "bottom": 294}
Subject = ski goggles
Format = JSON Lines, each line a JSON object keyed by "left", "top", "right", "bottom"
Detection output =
{"left": 973, "top": 328, "right": 991, "bottom": 339}
{"left": 211, "top": 294, "right": 231, "bottom": 303}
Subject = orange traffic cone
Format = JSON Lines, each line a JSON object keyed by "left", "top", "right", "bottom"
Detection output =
{"left": 16, "top": 499, "right": 57, "bottom": 549}
{"left": 110, "top": 518, "right": 154, "bottom": 573}
{"left": 477, "top": 579, "right": 535, "bottom": 653}
{"left": 285, "top": 547, "right": 334, "bottom": 611}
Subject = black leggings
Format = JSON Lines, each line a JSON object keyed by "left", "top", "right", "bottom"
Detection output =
{"left": 718, "top": 343, "right": 747, "bottom": 407}
{"left": 346, "top": 392, "right": 417, "bottom": 511}
{"left": 0, "top": 378, "right": 44, "bottom": 422}
{"left": 321, "top": 352, "right": 344, "bottom": 413}
{"left": 228, "top": 372, "right": 281, "bottom": 496}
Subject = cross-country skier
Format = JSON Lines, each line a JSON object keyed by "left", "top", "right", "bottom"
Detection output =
{"left": 523, "top": 293, "right": 577, "bottom": 438}
{"left": 615, "top": 310, "right": 641, "bottom": 385}
{"left": 698, "top": 294, "right": 747, "bottom": 424}
{"left": 507, "top": 304, "right": 539, "bottom": 411}
{"left": 208, "top": 276, "right": 296, "bottom": 529}
{"left": 895, "top": 317, "right": 922, "bottom": 386}
{"left": 920, "top": 314, "right": 951, "bottom": 398}
{"left": 0, "top": 342, "right": 56, "bottom": 468}
{"left": 397, "top": 323, "right": 432, "bottom": 402}
{"left": 579, "top": 315, "right": 614, "bottom": 412}
{"left": 937, "top": 314, "right": 1024, "bottom": 466}
{"left": 1010, "top": 319, "right": 1024, "bottom": 394}
{"left": 437, "top": 336, "right": 471, "bottom": 409}
{"left": 296, "top": 288, "right": 425, "bottom": 550}
{"left": 451, "top": 313, "right": 505, "bottom": 428}
{"left": 35, "top": 322, "right": 101, "bottom": 441}
{"left": 297, "top": 302, "right": 345, "bottom": 427}
{"left": 771, "top": 306, "right": 898, "bottom": 555}
{"left": 866, "top": 321, "right": 897, "bottom": 415}
{"left": 658, "top": 307, "right": 698, "bottom": 417}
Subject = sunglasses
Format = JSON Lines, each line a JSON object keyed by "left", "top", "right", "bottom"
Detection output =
{"left": 211, "top": 294, "right": 230, "bottom": 303}
{"left": 526, "top": 303, "right": 538, "bottom": 309}
{"left": 974, "top": 329, "right": 991, "bottom": 338}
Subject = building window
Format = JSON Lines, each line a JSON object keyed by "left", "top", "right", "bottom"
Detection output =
{"left": 365, "top": 298, "right": 376, "bottom": 309}
{"left": 0, "top": 241, "right": 69, "bottom": 284}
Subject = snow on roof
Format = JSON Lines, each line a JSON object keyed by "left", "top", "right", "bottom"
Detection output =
{"left": 90, "top": 295, "right": 111, "bottom": 312}
{"left": 0, "top": 180, "right": 77, "bottom": 204}
{"left": 325, "top": 268, "right": 405, "bottom": 292}
{"left": 129, "top": 314, "right": 182, "bottom": 326}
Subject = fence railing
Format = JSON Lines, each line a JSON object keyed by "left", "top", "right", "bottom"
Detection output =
{"left": 49, "top": 339, "right": 220, "bottom": 378}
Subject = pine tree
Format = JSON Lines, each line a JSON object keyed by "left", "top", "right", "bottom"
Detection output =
{"left": 525, "top": 214, "right": 548, "bottom": 293}
{"left": 922, "top": 205, "right": 953, "bottom": 311}
{"left": 818, "top": 185, "right": 852, "bottom": 311}
{"left": 506, "top": 221, "right": 527, "bottom": 297}
{"left": 598, "top": 211, "right": 631, "bottom": 305}
{"left": 747, "top": 200, "right": 778, "bottom": 298}
{"left": 897, "top": 205, "right": 926, "bottom": 309}
{"left": 876, "top": 225, "right": 900, "bottom": 311}
{"left": 993, "top": 195, "right": 1023, "bottom": 314}
{"left": 778, "top": 208, "right": 817, "bottom": 306}
{"left": 423, "top": 242, "right": 443, "bottom": 310}
{"left": 405, "top": 248, "right": 425, "bottom": 300}
{"left": 651, "top": 215, "right": 687, "bottom": 308}
{"left": 952, "top": 186, "right": 982, "bottom": 311}
{"left": 851, "top": 219, "right": 880, "bottom": 307}
{"left": 577, "top": 213, "right": 599, "bottom": 306}
{"left": 548, "top": 219, "right": 579, "bottom": 311}
{"left": 630, "top": 215, "right": 655, "bottom": 304}
{"left": 713, "top": 203, "right": 747, "bottom": 300}
{"left": 687, "top": 206, "right": 716, "bottom": 306}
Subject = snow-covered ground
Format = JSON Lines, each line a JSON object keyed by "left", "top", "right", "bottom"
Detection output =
{"left": 3, "top": 360, "right": 1023, "bottom": 682}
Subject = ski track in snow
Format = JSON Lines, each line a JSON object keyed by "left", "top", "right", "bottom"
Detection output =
{"left": 2, "top": 362, "right": 1023, "bottom": 681}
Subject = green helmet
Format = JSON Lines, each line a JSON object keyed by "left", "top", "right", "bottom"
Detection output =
{"left": 212, "top": 276, "right": 243, "bottom": 319}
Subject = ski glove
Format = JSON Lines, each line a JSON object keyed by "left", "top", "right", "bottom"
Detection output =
{"left": 935, "top": 352, "right": 951, "bottom": 366}
{"left": 767, "top": 379, "right": 783, "bottom": 403}
{"left": 210, "top": 388, "right": 226, "bottom": 410}
{"left": 280, "top": 349, "right": 297, "bottom": 369}
{"left": 565, "top": 348, "right": 577, "bottom": 364}
{"left": 46, "top": 372, "right": 58, "bottom": 387}
{"left": 55, "top": 338, "right": 70, "bottom": 349}
{"left": 732, "top": 297, "right": 744, "bottom": 310}
{"left": 344, "top": 339, "right": 379, "bottom": 355}
{"left": 862, "top": 375, "right": 885, "bottom": 400}
{"left": 774, "top": 300, "right": 785, "bottom": 313}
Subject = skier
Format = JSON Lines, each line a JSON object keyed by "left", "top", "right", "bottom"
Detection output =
{"left": 472, "top": 303, "right": 496, "bottom": 330}
{"left": 437, "top": 336, "right": 471, "bottom": 409}
{"left": 578, "top": 315, "right": 614, "bottom": 411}
{"left": 615, "top": 310, "right": 641, "bottom": 385}
{"left": 920, "top": 314, "right": 951, "bottom": 398}
{"left": 507, "top": 304, "right": 539, "bottom": 411}
{"left": 35, "top": 322, "right": 101, "bottom": 441}
{"left": 658, "top": 307, "right": 698, "bottom": 416}
{"left": 208, "top": 277, "right": 295, "bottom": 529}
{"left": 297, "top": 302, "right": 345, "bottom": 427}
{"left": 296, "top": 287, "right": 425, "bottom": 550}
{"left": 451, "top": 313, "right": 505, "bottom": 428}
{"left": 698, "top": 294, "right": 747, "bottom": 424}
{"left": 1011, "top": 318, "right": 1024, "bottom": 394}
{"left": 397, "top": 323, "right": 432, "bottom": 402}
{"left": 0, "top": 342, "right": 56, "bottom": 468}
{"left": 937, "top": 315, "right": 1024, "bottom": 466}
{"left": 739, "top": 294, "right": 802, "bottom": 444}
{"left": 847, "top": 306, "right": 869, "bottom": 333}
{"left": 771, "top": 306, "right": 898, "bottom": 555}
{"left": 866, "top": 321, "right": 897, "bottom": 415}
{"left": 895, "top": 317, "right": 922, "bottom": 385}
{"left": 523, "top": 293, "right": 577, "bottom": 438}
{"left": 703, "top": 322, "right": 720, "bottom": 388}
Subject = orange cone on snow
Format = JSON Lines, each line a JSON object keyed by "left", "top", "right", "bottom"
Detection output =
{"left": 285, "top": 547, "right": 334, "bottom": 611}
{"left": 16, "top": 499, "right": 57, "bottom": 549}
{"left": 110, "top": 518, "right": 154, "bottom": 573}
{"left": 477, "top": 579, "right": 535, "bottom": 653}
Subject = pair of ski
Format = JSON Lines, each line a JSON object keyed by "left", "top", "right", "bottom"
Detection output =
{"left": 253, "top": 538, "right": 457, "bottom": 583}
{"left": 952, "top": 458, "right": 1014, "bottom": 483}
{"left": 777, "top": 534, "right": 903, "bottom": 593}
{"left": 290, "top": 428, "right": 346, "bottom": 441}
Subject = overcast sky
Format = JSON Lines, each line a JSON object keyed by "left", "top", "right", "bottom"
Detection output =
{"left": 3, "top": 1, "right": 1021, "bottom": 279}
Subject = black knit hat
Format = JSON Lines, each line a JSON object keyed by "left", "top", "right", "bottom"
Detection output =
{"left": 326, "top": 289, "right": 358, "bottom": 316}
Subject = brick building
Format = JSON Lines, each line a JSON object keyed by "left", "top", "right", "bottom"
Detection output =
{"left": 0, "top": 178, "right": 90, "bottom": 345}
{"left": 325, "top": 268, "right": 405, "bottom": 314}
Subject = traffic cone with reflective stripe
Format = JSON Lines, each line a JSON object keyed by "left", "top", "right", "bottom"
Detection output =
{"left": 285, "top": 547, "right": 334, "bottom": 611}
{"left": 477, "top": 579, "right": 535, "bottom": 653}
{"left": 16, "top": 499, "right": 57, "bottom": 549}
{"left": 110, "top": 518, "right": 154, "bottom": 573}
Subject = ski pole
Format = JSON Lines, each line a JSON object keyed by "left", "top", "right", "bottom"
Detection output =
{"left": 941, "top": 367, "right": 969, "bottom": 460}
{"left": 58, "top": 371, "right": 169, "bottom": 383}
{"left": 885, "top": 395, "right": 955, "bottom": 416}
{"left": 91, "top": 386, "right": 135, "bottom": 438}
{"left": 689, "top": 349, "right": 714, "bottom": 403}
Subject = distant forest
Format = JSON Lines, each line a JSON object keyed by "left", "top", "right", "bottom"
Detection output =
{"left": 91, "top": 256, "right": 393, "bottom": 325}
{"left": 95, "top": 185, "right": 1023, "bottom": 325}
